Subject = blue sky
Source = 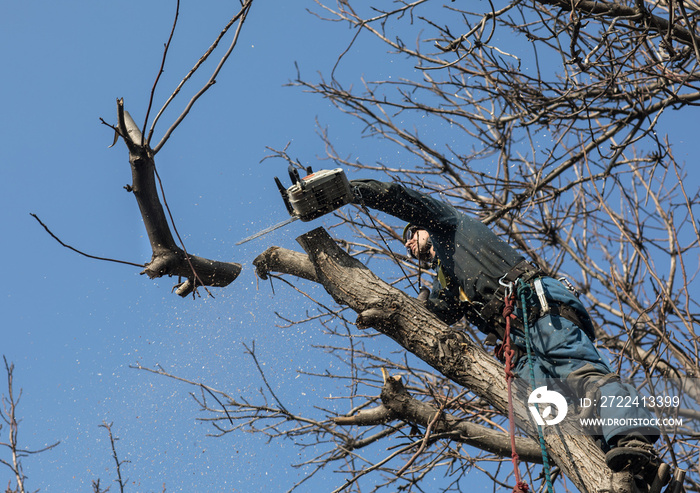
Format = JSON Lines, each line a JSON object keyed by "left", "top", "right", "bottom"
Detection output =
{"left": 2, "top": 1, "right": 699, "bottom": 492}
{"left": 1, "top": 2, "right": 415, "bottom": 491}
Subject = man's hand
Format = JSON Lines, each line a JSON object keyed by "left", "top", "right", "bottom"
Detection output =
{"left": 417, "top": 286, "right": 430, "bottom": 302}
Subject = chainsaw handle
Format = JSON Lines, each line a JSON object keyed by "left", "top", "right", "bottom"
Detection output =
{"left": 288, "top": 165, "right": 305, "bottom": 190}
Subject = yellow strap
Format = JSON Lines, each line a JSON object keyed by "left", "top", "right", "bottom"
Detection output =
{"left": 437, "top": 263, "right": 448, "bottom": 288}
{"left": 437, "top": 263, "right": 470, "bottom": 302}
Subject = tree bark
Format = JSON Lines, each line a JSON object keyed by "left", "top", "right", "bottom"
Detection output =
{"left": 116, "top": 98, "right": 241, "bottom": 296}
{"left": 255, "top": 227, "right": 636, "bottom": 493}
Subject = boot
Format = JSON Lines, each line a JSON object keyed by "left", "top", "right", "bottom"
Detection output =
{"left": 605, "top": 435, "right": 657, "bottom": 473}
{"left": 606, "top": 434, "right": 669, "bottom": 493}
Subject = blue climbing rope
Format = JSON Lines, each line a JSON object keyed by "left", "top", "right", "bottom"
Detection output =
{"left": 517, "top": 279, "right": 555, "bottom": 493}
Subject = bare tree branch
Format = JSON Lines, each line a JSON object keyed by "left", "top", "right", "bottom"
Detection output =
{"left": 0, "top": 357, "right": 60, "bottom": 493}
{"left": 152, "top": 0, "right": 254, "bottom": 153}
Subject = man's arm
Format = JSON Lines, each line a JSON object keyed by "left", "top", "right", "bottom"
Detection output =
{"left": 352, "top": 179, "right": 466, "bottom": 325}
{"left": 351, "top": 180, "right": 459, "bottom": 233}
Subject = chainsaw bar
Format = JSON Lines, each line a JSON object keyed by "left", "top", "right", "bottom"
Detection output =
{"left": 236, "top": 216, "right": 299, "bottom": 245}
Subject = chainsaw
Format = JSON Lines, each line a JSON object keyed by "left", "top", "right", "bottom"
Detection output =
{"left": 236, "top": 166, "right": 354, "bottom": 244}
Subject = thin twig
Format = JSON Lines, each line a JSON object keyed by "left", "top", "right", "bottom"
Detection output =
{"left": 396, "top": 391, "right": 449, "bottom": 477}
{"left": 199, "top": 385, "right": 234, "bottom": 425}
{"left": 100, "top": 421, "right": 128, "bottom": 493}
{"left": 242, "top": 341, "right": 290, "bottom": 414}
{"left": 142, "top": 0, "right": 181, "bottom": 145}
{"left": 30, "top": 213, "right": 145, "bottom": 268}
{"left": 153, "top": 0, "right": 253, "bottom": 154}
{"left": 151, "top": 166, "right": 213, "bottom": 298}
{"left": 3, "top": 357, "right": 25, "bottom": 493}
{"left": 128, "top": 364, "right": 232, "bottom": 424}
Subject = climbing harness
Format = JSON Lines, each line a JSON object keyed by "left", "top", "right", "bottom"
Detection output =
{"left": 480, "top": 260, "right": 543, "bottom": 324}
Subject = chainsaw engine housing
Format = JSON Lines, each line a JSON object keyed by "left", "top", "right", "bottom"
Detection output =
{"left": 279, "top": 168, "right": 354, "bottom": 222}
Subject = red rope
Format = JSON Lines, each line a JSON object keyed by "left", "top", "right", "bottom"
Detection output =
{"left": 502, "top": 293, "right": 530, "bottom": 493}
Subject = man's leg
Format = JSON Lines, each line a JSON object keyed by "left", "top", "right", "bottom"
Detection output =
{"left": 566, "top": 363, "right": 663, "bottom": 487}
{"left": 514, "top": 311, "right": 662, "bottom": 486}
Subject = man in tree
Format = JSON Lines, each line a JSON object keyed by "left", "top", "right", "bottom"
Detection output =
{"left": 351, "top": 178, "right": 665, "bottom": 489}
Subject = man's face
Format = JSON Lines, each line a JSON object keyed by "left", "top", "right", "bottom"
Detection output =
{"left": 405, "top": 229, "right": 432, "bottom": 258}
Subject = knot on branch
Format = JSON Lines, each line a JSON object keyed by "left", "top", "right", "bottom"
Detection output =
{"left": 142, "top": 251, "right": 181, "bottom": 279}
{"left": 129, "top": 152, "right": 153, "bottom": 172}
{"left": 174, "top": 278, "right": 198, "bottom": 298}
{"left": 333, "top": 405, "right": 394, "bottom": 427}
{"left": 356, "top": 304, "right": 400, "bottom": 330}
{"left": 379, "top": 372, "right": 419, "bottom": 414}
{"left": 433, "top": 330, "right": 473, "bottom": 375}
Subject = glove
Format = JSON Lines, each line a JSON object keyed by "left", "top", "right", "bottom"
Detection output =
{"left": 417, "top": 286, "right": 430, "bottom": 302}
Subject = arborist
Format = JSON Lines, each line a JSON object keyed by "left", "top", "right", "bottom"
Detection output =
{"left": 350, "top": 178, "right": 664, "bottom": 489}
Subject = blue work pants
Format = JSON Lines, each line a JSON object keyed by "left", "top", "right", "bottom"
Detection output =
{"left": 511, "top": 277, "right": 659, "bottom": 447}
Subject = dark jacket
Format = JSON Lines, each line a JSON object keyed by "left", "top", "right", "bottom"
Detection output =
{"left": 352, "top": 179, "right": 525, "bottom": 327}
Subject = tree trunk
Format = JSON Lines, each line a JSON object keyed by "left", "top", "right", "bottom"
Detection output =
{"left": 255, "top": 227, "right": 637, "bottom": 493}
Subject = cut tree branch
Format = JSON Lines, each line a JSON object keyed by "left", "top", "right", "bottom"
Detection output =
{"left": 116, "top": 98, "right": 241, "bottom": 296}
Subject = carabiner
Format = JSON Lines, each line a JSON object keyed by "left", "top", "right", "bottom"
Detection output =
{"left": 499, "top": 275, "right": 513, "bottom": 299}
